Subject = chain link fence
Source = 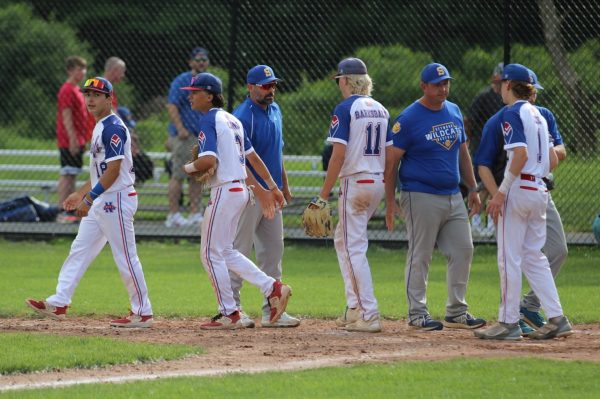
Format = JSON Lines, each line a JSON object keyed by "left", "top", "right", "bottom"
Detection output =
{"left": 0, "top": 0, "right": 598, "bottom": 244}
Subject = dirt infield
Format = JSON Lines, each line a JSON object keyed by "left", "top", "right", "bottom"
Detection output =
{"left": 1, "top": 317, "right": 600, "bottom": 391}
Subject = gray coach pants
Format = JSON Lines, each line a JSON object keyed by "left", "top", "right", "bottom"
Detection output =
{"left": 231, "top": 196, "right": 284, "bottom": 314}
{"left": 400, "top": 191, "right": 474, "bottom": 321}
{"left": 520, "top": 194, "right": 568, "bottom": 311}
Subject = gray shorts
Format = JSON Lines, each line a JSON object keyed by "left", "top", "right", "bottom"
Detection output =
{"left": 171, "top": 135, "right": 198, "bottom": 180}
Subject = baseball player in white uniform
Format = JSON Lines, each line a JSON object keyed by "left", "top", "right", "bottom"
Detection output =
{"left": 26, "top": 77, "right": 154, "bottom": 328}
{"left": 181, "top": 72, "right": 292, "bottom": 330}
{"left": 475, "top": 64, "right": 572, "bottom": 340}
{"left": 315, "top": 58, "right": 392, "bottom": 333}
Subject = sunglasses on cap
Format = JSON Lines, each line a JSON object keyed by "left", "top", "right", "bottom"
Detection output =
{"left": 193, "top": 57, "right": 209, "bottom": 62}
{"left": 84, "top": 78, "right": 106, "bottom": 89}
{"left": 255, "top": 82, "right": 277, "bottom": 91}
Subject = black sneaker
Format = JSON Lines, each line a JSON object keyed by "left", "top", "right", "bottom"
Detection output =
{"left": 443, "top": 312, "right": 486, "bottom": 329}
{"left": 408, "top": 314, "right": 443, "bottom": 331}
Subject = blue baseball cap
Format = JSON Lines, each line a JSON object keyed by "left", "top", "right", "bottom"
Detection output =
{"left": 333, "top": 57, "right": 368, "bottom": 78}
{"left": 421, "top": 63, "right": 453, "bottom": 84}
{"left": 527, "top": 68, "right": 544, "bottom": 90}
{"left": 190, "top": 47, "right": 209, "bottom": 60}
{"left": 180, "top": 72, "right": 222, "bottom": 94}
{"left": 247, "top": 65, "right": 281, "bottom": 85}
{"left": 117, "top": 106, "right": 136, "bottom": 128}
{"left": 502, "top": 63, "right": 534, "bottom": 84}
{"left": 82, "top": 77, "right": 113, "bottom": 95}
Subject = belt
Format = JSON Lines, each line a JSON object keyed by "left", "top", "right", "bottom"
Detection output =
{"left": 520, "top": 174, "right": 536, "bottom": 181}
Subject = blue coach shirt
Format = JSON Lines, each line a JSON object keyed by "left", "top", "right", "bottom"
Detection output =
{"left": 167, "top": 71, "right": 202, "bottom": 137}
{"left": 233, "top": 97, "right": 284, "bottom": 189}
{"left": 392, "top": 100, "right": 466, "bottom": 195}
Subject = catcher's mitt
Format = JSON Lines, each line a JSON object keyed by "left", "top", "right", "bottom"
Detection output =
{"left": 302, "top": 197, "right": 332, "bottom": 237}
{"left": 188, "top": 144, "right": 215, "bottom": 183}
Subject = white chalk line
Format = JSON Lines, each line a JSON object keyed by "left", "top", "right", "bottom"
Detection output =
{"left": 0, "top": 351, "right": 414, "bottom": 392}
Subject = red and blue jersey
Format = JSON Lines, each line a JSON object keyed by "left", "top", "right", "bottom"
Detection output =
{"left": 327, "top": 95, "right": 391, "bottom": 177}
{"left": 89, "top": 113, "right": 134, "bottom": 192}
{"left": 501, "top": 101, "right": 552, "bottom": 179}
{"left": 197, "top": 108, "right": 253, "bottom": 188}
{"left": 474, "top": 104, "right": 562, "bottom": 183}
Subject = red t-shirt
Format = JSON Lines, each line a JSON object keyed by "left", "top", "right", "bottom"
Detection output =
{"left": 56, "top": 82, "right": 89, "bottom": 148}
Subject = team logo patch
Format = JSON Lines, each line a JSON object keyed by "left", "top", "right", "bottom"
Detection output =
{"left": 103, "top": 202, "right": 116, "bottom": 213}
{"left": 329, "top": 114, "right": 340, "bottom": 136}
{"left": 110, "top": 134, "right": 122, "bottom": 154}
{"left": 331, "top": 115, "right": 339, "bottom": 128}
{"left": 502, "top": 122, "right": 513, "bottom": 136}
{"left": 392, "top": 121, "right": 401, "bottom": 134}
{"left": 264, "top": 67, "right": 272, "bottom": 77}
{"left": 425, "top": 122, "right": 460, "bottom": 150}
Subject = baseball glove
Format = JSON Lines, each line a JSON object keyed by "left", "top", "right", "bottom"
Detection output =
{"left": 302, "top": 196, "right": 332, "bottom": 237}
{"left": 188, "top": 144, "right": 215, "bottom": 183}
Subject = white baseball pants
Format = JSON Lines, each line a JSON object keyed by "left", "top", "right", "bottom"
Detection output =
{"left": 201, "top": 182, "right": 275, "bottom": 316}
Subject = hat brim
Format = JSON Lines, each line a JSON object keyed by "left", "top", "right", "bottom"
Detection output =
{"left": 180, "top": 86, "right": 205, "bottom": 91}
{"left": 249, "top": 77, "right": 282, "bottom": 85}
{"left": 534, "top": 83, "right": 544, "bottom": 90}
{"left": 82, "top": 87, "right": 111, "bottom": 95}
{"left": 425, "top": 76, "right": 453, "bottom": 84}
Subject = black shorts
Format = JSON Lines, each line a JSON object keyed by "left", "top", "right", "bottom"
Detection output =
{"left": 59, "top": 147, "right": 85, "bottom": 175}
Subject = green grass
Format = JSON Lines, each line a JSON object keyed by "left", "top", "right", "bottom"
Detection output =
{"left": 2, "top": 239, "right": 599, "bottom": 323}
{"left": 2, "top": 358, "right": 600, "bottom": 398}
{"left": 0, "top": 333, "right": 201, "bottom": 375}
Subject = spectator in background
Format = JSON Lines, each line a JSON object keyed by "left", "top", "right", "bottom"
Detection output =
{"left": 164, "top": 47, "right": 209, "bottom": 228}
{"left": 464, "top": 62, "right": 505, "bottom": 237}
{"left": 103, "top": 57, "right": 126, "bottom": 110}
{"left": 56, "top": 56, "right": 89, "bottom": 224}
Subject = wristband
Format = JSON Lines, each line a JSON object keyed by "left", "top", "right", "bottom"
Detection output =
{"left": 498, "top": 172, "right": 517, "bottom": 194}
{"left": 89, "top": 182, "right": 106, "bottom": 200}
{"left": 468, "top": 186, "right": 478, "bottom": 193}
{"left": 82, "top": 195, "right": 93, "bottom": 207}
{"left": 184, "top": 162, "right": 199, "bottom": 173}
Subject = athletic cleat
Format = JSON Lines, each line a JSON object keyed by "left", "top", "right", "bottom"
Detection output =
{"left": 110, "top": 311, "right": 153, "bottom": 328}
{"left": 240, "top": 311, "right": 255, "bottom": 328}
{"left": 335, "top": 307, "right": 360, "bottom": 327}
{"left": 56, "top": 212, "right": 80, "bottom": 224}
{"left": 474, "top": 322, "right": 522, "bottom": 340}
{"left": 528, "top": 316, "right": 573, "bottom": 340}
{"left": 344, "top": 316, "right": 382, "bottom": 333}
{"left": 165, "top": 212, "right": 188, "bottom": 228}
{"left": 267, "top": 281, "right": 292, "bottom": 323}
{"left": 520, "top": 307, "right": 546, "bottom": 328}
{"left": 261, "top": 312, "right": 300, "bottom": 328}
{"left": 519, "top": 320, "right": 535, "bottom": 336}
{"left": 443, "top": 312, "right": 486, "bottom": 329}
{"left": 187, "top": 212, "right": 204, "bottom": 225}
{"left": 25, "top": 299, "right": 68, "bottom": 320}
{"left": 408, "top": 314, "right": 444, "bottom": 331}
{"left": 200, "top": 311, "right": 243, "bottom": 330}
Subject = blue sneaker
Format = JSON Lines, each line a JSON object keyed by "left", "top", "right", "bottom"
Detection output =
{"left": 520, "top": 307, "right": 545, "bottom": 328}
{"left": 443, "top": 312, "right": 486, "bottom": 329}
{"left": 409, "top": 315, "right": 443, "bottom": 331}
{"left": 519, "top": 320, "right": 534, "bottom": 336}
